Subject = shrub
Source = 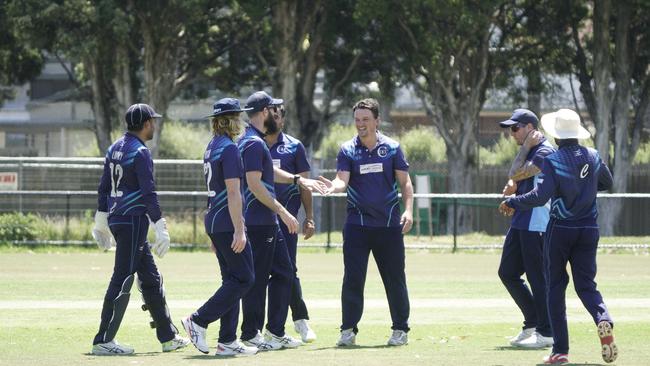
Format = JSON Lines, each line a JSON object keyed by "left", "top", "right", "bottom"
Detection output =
{"left": 478, "top": 134, "right": 519, "bottom": 166}
{"left": 316, "top": 123, "right": 357, "bottom": 160}
{"left": 399, "top": 126, "right": 446, "bottom": 163}
{"left": 0, "top": 213, "right": 43, "bottom": 242}
{"left": 159, "top": 120, "right": 211, "bottom": 159}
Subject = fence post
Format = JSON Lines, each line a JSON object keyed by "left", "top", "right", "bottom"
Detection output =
{"left": 452, "top": 198, "right": 457, "bottom": 253}
{"left": 65, "top": 193, "right": 70, "bottom": 242}
{"left": 326, "top": 195, "right": 332, "bottom": 250}
{"left": 192, "top": 194, "right": 197, "bottom": 245}
{"left": 18, "top": 161, "right": 23, "bottom": 213}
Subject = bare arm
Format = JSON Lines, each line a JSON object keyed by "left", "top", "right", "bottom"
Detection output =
{"left": 298, "top": 171, "right": 315, "bottom": 239}
{"left": 274, "top": 166, "right": 327, "bottom": 194}
{"left": 319, "top": 170, "right": 350, "bottom": 194}
{"left": 396, "top": 170, "right": 414, "bottom": 234}
{"left": 246, "top": 171, "right": 299, "bottom": 233}
{"left": 508, "top": 130, "right": 543, "bottom": 181}
{"left": 224, "top": 177, "right": 246, "bottom": 253}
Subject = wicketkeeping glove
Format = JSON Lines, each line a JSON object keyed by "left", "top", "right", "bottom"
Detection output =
{"left": 151, "top": 218, "right": 170, "bottom": 258}
{"left": 91, "top": 211, "right": 115, "bottom": 250}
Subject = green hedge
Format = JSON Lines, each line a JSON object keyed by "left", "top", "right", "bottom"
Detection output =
{"left": 0, "top": 213, "right": 42, "bottom": 242}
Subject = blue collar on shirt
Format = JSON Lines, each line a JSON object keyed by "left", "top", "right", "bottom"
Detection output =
{"left": 125, "top": 132, "right": 146, "bottom": 146}
{"left": 354, "top": 132, "right": 386, "bottom": 151}
{"left": 246, "top": 124, "right": 266, "bottom": 138}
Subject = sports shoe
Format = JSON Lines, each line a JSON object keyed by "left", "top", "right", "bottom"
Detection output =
{"left": 543, "top": 353, "right": 569, "bottom": 364}
{"left": 598, "top": 321, "right": 618, "bottom": 363}
{"left": 517, "top": 332, "right": 554, "bottom": 349}
{"left": 387, "top": 329, "right": 408, "bottom": 346}
{"left": 242, "top": 331, "right": 280, "bottom": 351}
{"left": 162, "top": 334, "right": 191, "bottom": 352}
{"left": 336, "top": 328, "right": 356, "bottom": 346}
{"left": 181, "top": 316, "right": 209, "bottom": 354}
{"left": 264, "top": 329, "right": 303, "bottom": 348}
{"left": 294, "top": 319, "right": 317, "bottom": 343}
{"left": 509, "top": 327, "right": 535, "bottom": 346}
{"left": 91, "top": 339, "right": 134, "bottom": 355}
{"left": 216, "top": 340, "right": 258, "bottom": 356}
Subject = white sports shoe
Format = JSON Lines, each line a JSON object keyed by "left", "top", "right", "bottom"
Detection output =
{"left": 216, "top": 340, "right": 258, "bottom": 356}
{"left": 336, "top": 328, "right": 356, "bottom": 346}
{"left": 264, "top": 329, "right": 303, "bottom": 348}
{"left": 162, "top": 334, "right": 191, "bottom": 352}
{"left": 181, "top": 316, "right": 209, "bottom": 354}
{"left": 242, "top": 331, "right": 279, "bottom": 351}
{"left": 517, "top": 332, "right": 554, "bottom": 349}
{"left": 91, "top": 339, "right": 134, "bottom": 355}
{"left": 509, "top": 327, "right": 535, "bottom": 346}
{"left": 294, "top": 319, "right": 317, "bottom": 343}
{"left": 387, "top": 330, "right": 408, "bottom": 346}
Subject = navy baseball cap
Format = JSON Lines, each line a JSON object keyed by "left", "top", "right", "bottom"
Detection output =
{"left": 205, "top": 98, "right": 252, "bottom": 118}
{"left": 244, "top": 91, "right": 283, "bottom": 112}
{"left": 499, "top": 108, "right": 539, "bottom": 128}
{"left": 125, "top": 103, "right": 162, "bottom": 129}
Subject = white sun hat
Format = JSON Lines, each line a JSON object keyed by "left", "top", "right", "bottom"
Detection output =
{"left": 540, "top": 108, "right": 591, "bottom": 139}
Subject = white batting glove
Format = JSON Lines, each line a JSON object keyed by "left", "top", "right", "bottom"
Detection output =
{"left": 91, "top": 211, "right": 115, "bottom": 251}
{"left": 152, "top": 218, "right": 170, "bottom": 258}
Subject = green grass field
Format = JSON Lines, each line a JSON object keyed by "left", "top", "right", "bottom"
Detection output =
{"left": 1, "top": 248, "right": 649, "bottom": 365}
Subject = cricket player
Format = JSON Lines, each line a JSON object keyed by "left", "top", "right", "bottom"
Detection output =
{"left": 319, "top": 98, "right": 414, "bottom": 347}
{"left": 237, "top": 91, "right": 326, "bottom": 350}
{"left": 91, "top": 103, "right": 189, "bottom": 355}
{"left": 497, "top": 109, "right": 555, "bottom": 348}
{"left": 181, "top": 98, "right": 257, "bottom": 356}
{"left": 264, "top": 104, "right": 317, "bottom": 343}
{"left": 500, "top": 108, "right": 617, "bottom": 364}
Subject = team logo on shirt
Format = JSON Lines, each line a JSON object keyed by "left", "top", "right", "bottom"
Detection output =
{"left": 377, "top": 145, "right": 388, "bottom": 157}
{"left": 276, "top": 145, "right": 290, "bottom": 154}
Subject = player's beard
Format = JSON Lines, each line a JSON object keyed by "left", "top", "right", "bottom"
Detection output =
{"left": 264, "top": 112, "right": 279, "bottom": 135}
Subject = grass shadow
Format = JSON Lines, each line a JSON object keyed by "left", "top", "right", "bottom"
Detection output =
{"left": 310, "top": 344, "right": 394, "bottom": 351}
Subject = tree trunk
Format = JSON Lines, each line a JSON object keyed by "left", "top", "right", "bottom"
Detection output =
{"left": 526, "top": 64, "right": 542, "bottom": 116}
{"left": 592, "top": 0, "right": 613, "bottom": 163}
{"left": 272, "top": 1, "right": 300, "bottom": 137}
{"left": 112, "top": 43, "right": 134, "bottom": 126}
{"left": 86, "top": 56, "right": 116, "bottom": 154}
{"left": 141, "top": 21, "right": 177, "bottom": 157}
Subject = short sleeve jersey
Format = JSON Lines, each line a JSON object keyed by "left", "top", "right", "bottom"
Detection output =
{"left": 337, "top": 133, "right": 409, "bottom": 227}
{"left": 510, "top": 139, "right": 556, "bottom": 232}
{"left": 97, "top": 133, "right": 162, "bottom": 222}
{"left": 237, "top": 125, "right": 278, "bottom": 226}
{"left": 203, "top": 134, "right": 244, "bottom": 233}
{"left": 269, "top": 132, "right": 311, "bottom": 216}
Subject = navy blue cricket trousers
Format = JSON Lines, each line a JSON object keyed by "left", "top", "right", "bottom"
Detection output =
{"left": 191, "top": 232, "right": 255, "bottom": 343}
{"left": 93, "top": 215, "right": 175, "bottom": 344}
{"left": 279, "top": 220, "right": 310, "bottom": 321}
{"left": 498, "top": 228, "right": 552, "bottom": 336}
{"left": 341, "top": 224, "right": 410, "bottom": 333}
{"left": 240, "top": 225, "right": 294, "bottom": 340}
{"left": 545, "top": 220, "right": 613, "bottom": 354}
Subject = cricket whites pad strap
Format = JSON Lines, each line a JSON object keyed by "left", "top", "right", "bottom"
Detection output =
{"left": 102, "top": 274, "right": 135, "bottom": 343}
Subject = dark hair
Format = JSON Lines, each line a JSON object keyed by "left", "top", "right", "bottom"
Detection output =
{"left": 127, "top": 119, "right": 148, "bottom": 132}
{"left": 352, "top": 98, "right": 379, "bottom": 119}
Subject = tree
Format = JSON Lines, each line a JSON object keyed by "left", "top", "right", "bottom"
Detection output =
{"left": 8, "top": 0, "right": 137, "bottom": 153}
{"left": 0, "top": 2, "right": 44, "bottom": 105}
{"left": 564, "top": 0, "right": 650, "bottom": 235}
{"left": 359, "top": 0, "right": 526, "bottom": 233}
{"left": 131, "top": 0, "right": 254, "bottom": 157}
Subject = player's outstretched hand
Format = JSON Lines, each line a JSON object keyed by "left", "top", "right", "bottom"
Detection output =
{"left": 400, "top": 211, "right": 413, "bottom": 234}
{"left": 231, "top": 229, "right": 247, "bottom": 253}
{"left": 303, "top": 218, "right": 315, "bottom": 240}
{"left": 502, "top": 179, "right": 517, "bottom": 196}
{"left": 298, "top": 177, "right": 328, "bottom": 195}
{"left": 317, "top": 176, "right": 335, "bottom": 195}
{"left": 152, "top": 218, "right": 171, "bottom": 258}
{"left": 498, "top": 201, "right": 515, "bottom": 216}
{"left": 279, "top": 209, "right": 299, "bottom": 234}
{"left": 92, "top": 211, "right": 115, "bottom": 251}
